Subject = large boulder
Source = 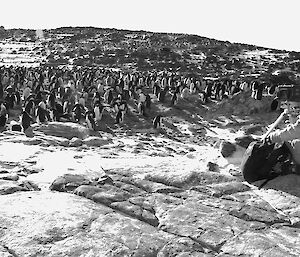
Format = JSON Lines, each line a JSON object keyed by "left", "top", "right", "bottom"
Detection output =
{"left": 33, "top": 122, "right": 90, "bottom": 139}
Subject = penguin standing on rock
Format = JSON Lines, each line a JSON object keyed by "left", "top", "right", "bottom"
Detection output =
{"left": 85, "top": 110, "right": 96, "bottom": 131}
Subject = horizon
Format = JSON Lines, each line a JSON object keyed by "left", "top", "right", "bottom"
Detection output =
{"left": 0, "top": 0, "right": 299, "bottom": 52}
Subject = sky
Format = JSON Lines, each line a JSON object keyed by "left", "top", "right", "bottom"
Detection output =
{"left": 0, "top": 0, "right": 299, "bottom": 52}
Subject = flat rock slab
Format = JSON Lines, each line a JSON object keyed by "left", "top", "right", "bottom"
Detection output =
{"left": 0, "top": 191, "right": 180, "bottom": 257}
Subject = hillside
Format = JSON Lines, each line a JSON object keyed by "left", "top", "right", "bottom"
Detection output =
{"left": 0, "top": 26, "right": 300, "bottom": 81}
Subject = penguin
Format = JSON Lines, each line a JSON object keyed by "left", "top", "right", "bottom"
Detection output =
{"left": 21, "top": 110, "right": 34, "bottom": 132}
{"left": 47, "top": 90, "right": 56, "bottom": 110}
{"left": 153, "top": 115, "right": 162, "bottom": 129}
{"left": 72, "top": 102, "right": 84, "bottom": 123}
{"left": 106, "top": 89, "right": 113, "bottom": 105}
{"left": 145, "top": 94, "right": 151, "bottom": 109}
{"left": 36, "top": 106, "right": 47, "bottom": 123}
{"left": 118, "top": 100, "right": 127, "bottom": 122}
{"left": 51, "top": 102, "right": 63, "bottom": 121}
{"left": 94, "top": 103, "right": 105, "bottom": 124}
{"left": 24, "top": 99, "right": 35, "bottom": 116}
{"left": 0, "top": 114, "right": 7, "bottom": 128}
{"left": 115, "top": 109, "right": 123, "bottom": 124}
{"left": 137, "top": 102, "right": 146, "bottom": 116}
{"left": 0, "top": 101, "right": 8, "bottom": 128}
{"left": 170, "top": 92, "right": 178, "bottom": 106}
{"left": 85, "top": 110, "right": 96, "bottom": 131}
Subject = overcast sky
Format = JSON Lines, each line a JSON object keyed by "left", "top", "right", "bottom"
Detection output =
{"left": 1, "top": 0, "right": 299, "bottom": 52}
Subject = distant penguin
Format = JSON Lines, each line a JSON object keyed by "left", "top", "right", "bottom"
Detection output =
{"left": 47, "top": 90, "right": 56, "bottom": 110}
{"left": 24, "top": 99, "right": 35, "bottom": 116}
{"left": 21, "top": 110, "right": 33, "bottom": 132}
{"left": 72, "top": 103, "right": 84, "bottom": 122}
{"left": 36, "top": 101, "right": 49, "bottom": 123}
{"left": 94, "top": 103, "right": 104, "bottom": 123}
{"left": 52, "top": 102, "right": 63, "bottom": 121}
{"left": 15, "top": 90, "right": 21, "bottom": 105}
{"left": 85, "top": 111, "right": 96, "bottom": 131}
{"left": 153, "top": 115, "right": 162, "bottom": 129}
{"left": 170, "top": 92, "right": 178, "bottom": 106}
{"left": 0, "top": 102, "right": 8, "bottom": 128}
{"left": 0, "top": 114, "right": 7, "bottom": 128}
{"left": 36, "top": 106, "right": 46, "bottom": 123}
{"left": 115, "top": 110, "right": 123, "bottom": 124}
{"left": 145, "top": 94, "right": 151, "bottom": 109}
{"left": 137, "top": 102, "right": 146, "bottom": 116}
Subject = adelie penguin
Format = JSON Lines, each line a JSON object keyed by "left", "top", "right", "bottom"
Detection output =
{"left": 85, "top": 110, "right": 96, "bottom": 131}
{"left": 153, "top": 114, "right": 162, "bottom": 129}
{"left": 21, "top": 110, "right": 34, "bottom": 132}
{"left": 94, "top": 103, "right": 105, "bottom": 124}
{"left": 0, "top": 101, "right": 8, "bottom": 128}
{"left": 24, "top": 99, "right": 35, "bottom": 116}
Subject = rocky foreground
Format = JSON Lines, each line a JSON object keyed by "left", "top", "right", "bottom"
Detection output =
{"left": 0, "top": 116, "right": 300, "bottom": 257}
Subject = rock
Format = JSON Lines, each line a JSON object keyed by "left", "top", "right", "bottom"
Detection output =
{"left": 49, "top": 174, "right": 92, "bottom": 192}
{"left": 18, "top": 180, "right": 40, "bottom": 191}
{"left": 33, "top": 122, "right": 90, "bottom": 139}
{"left": 92, "top": 186, "right": 131, "bottom": 205}
{"left": 192, "top": 181, "right": 251, "bottom": 197}
{"left": 243, "top": 124, "right": 264, "bottom": 135}
{"left": 82, "top": 136, "right": 112, "bottom": 147}
{"left": 235, "top": 135, "right": 255, "bottom": 148}
{"left": 74, "top": 185, "right": 105, "bottom": 199}
{"left": 207, "top": 162, "right": 219, "bottom": 172}
{"left": 68, "top": 137, "right": 83, "bottom": 147}
{"left": 0, "top": 192, "right": 174, "bottom": 256}
{"left": 0, "top": 173, "right": 19, "bottom": 181}
{"left": 0, "top": 180, "right": 28, "bottom": 195}
{"left": 24, "top": 127, "right": 34, "bottom": 137}
{"left": 59, "top": 139, "right": 70, "bottom": 146}
{"left": 157, "top": 237, "right": 206, "bottom": 256}
{"left": 220, "top": 141, "right": 236, "bottom": 157}
{"left": 111, "top": 200, "right": 143, "bottom": 218}
{"left": 141, "top": 209, "right": 159, "bottom": 227}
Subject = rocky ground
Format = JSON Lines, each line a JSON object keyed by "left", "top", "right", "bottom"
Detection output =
{"left": 0, "top": 92, "right": 300, "bottom": 256}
